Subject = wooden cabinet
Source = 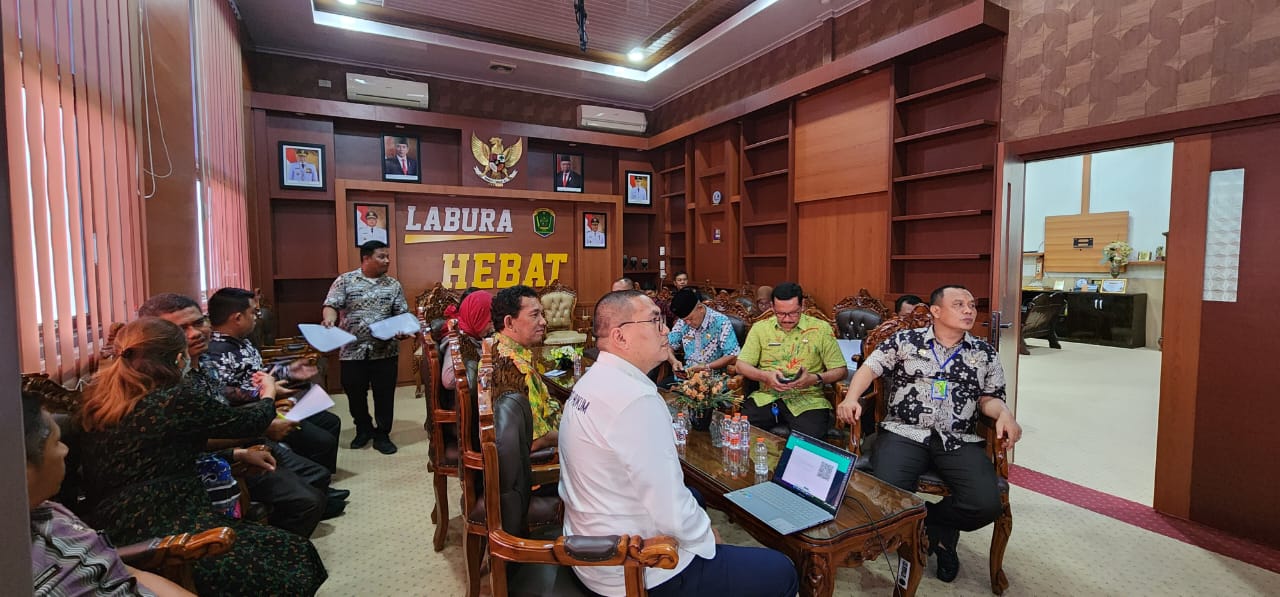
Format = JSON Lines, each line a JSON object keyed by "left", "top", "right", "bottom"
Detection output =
{"left": 691, "top": 124, "right": 739, "bottom": 288}
{"left": 739, "top": 105, "right": 793, "bottom": 285}
{"left": 1059, "top": 292, "right": 1148, "bottom": 348}
{"left": 655, "top": 142, "right": 689, "bottom": 286}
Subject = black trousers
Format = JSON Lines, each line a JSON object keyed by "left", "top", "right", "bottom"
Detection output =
{"left": 243, "top": 443, "right": 329, "bottom": 537}
{"left": 871, "top": 431, "right": 1002, "bottom": 535}
{"left": 740, "top": 399, "right": 832, "bottom": 440}
{"left": 284, "top": 410, "right": 341, "bottom": 474}
{"left": 340, "top": 357, "right": 399, "bottom": 437}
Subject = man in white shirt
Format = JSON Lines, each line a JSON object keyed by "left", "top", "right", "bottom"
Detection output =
{"left": 559, "top": 290, "right": 798, "bottom": 597}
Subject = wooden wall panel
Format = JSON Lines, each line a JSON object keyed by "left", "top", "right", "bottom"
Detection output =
{"left": 793, "top": 71, "right": 891, "bottom": 203}
{"left": 142, "top": 0, "right": 199, "bottom": 297}
{"left": 1188, "top": 125, "right": 1280, "bottom": 547}
{"left": 796, "top": 193, "right": 889, "bottom": 310}
{"left": 1043, "top": 211, "right": 1128, "bottom": 273}
{"left": 1153, "top": 138, "right": 1210, "bottom": 520}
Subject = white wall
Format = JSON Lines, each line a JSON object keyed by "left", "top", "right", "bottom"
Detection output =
{"left": 1023, "top": 142, "right": 1172, "bottom": 256}
{"left": 1089, "top": 143, "right": 1173, "bottom": 255}
{"left": 1023, "top": 155, "right": 1083, "bottom": 252}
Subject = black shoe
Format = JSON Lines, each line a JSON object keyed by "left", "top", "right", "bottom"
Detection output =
{"left": 350, "top": 430, "right": 373, "bottom": 449}
{"left": 326, "top": 488, "right": 350, "bottom": 501}
{"left": 373, "top": 436, "right": 398, "bottom": 455}
{"left": 322, "top": 497, "right": 347, "bottom": 520}
{"left": 930, "top": 527, "right": 960, "bottom": 583}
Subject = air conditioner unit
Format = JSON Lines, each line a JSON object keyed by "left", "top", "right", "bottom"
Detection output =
{"left": 577, "top": 105, "right": 646, "bottom": 134}
{"left": 346, "top": 73, "right": 429, "bottom": 110}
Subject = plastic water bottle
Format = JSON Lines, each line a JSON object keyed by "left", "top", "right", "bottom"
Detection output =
{"left": 673, "top": 413, "right": 688, "bottom": 447}
{"left": 572, "top": 353, "right": 582, "bottom": 377}
{"left": 710, "top": 414, "right": 724, "bottom": 448}
{"left": 726, "top": 415, "right": 741, "bottom": 450}
{"left": 753, "top": 438, "right": 769, "bottom": 475}
{"left": 738, "top": 414, "right": 751, "bottom": 451}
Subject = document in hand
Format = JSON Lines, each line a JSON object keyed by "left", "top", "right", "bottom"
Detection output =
{"left": 369, "top": 312, "right": 421, "bottom": 340}
{"left": 283, "top": 385, "right": 336, "bottom": 423}
{"left": 299, "top": 324, "right": 357, "bottom": 353}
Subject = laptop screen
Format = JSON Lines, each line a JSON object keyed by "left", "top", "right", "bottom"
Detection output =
{"left": 772, "top": 431, "right": 856, "bottom": 512}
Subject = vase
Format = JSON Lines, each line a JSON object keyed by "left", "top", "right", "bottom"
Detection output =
{"left": 1109, "top": 262, "right": 1121, "bottom": 278}
{"left": 688, "top": 408, "right": 712, "bottom": 431}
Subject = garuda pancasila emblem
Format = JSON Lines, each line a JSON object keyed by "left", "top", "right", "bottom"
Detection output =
{"left": 471, "top": 134, "right": 523, "bottom": 187}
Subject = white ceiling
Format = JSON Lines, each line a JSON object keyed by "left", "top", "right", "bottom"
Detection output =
{"left": 235, "top": 0, "right": 867, "bottom": 110}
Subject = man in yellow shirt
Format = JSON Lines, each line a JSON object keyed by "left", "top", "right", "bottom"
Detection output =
{"left": 735, "top": 282, "right": 847, "bottom": 438}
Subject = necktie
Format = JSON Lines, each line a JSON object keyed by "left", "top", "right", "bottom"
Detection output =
{"left": 563, "top": 172, "right": 569, "bottom": 186}
{"left": 400, "top": 158, "right": 407, "bottom": 175}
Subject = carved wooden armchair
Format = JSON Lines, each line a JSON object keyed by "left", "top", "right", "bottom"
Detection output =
{"left": 414, "top": 283, "right": 463, "bottom": 399}
{"left": 538, "top": 280, "right": 588, "bottom": 346}
{"left": 838, "top": 305, "right": 1012, "bottom": 594}
{"left": 21, "top": 373, "right": 238, "bottom": 593}
{"left": 476, "top": 339, "right": 679, "bottom": 596}
{"left": 451, "top": 329, "right": 562, "bottom": 597}
{"left": 425, "top": 330, "right": 460, "bottom": 552}
{"left": 832, "top": 289, "right": 891, "bottom": 340}
{"left": 704, "top": 293, "right": 751, "bottom": 348}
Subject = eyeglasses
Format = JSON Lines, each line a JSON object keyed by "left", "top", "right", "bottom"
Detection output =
{"left": 775, "top": 310, "right": 802, "bottom": 321}
{"left": 617, "top": 315, "right": 668, "bottom": 332}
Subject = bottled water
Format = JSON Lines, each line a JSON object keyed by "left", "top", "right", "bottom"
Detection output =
{"left": 673, "top": 413, "right": 688, "bottom": 447}
{"left": 726, "top": 415, "right": 741, "bottom": 450}
{"left": 753, "top": 438, "right": 769, "bottom": 475}
{"left": 738, "top": 414, "right": 751, "bottom": 451}
{"left": 709, "top": 413, "right": 724, "bottom": 448}
{"left": 572, "top": 353, "right": 583, "bottom": 377}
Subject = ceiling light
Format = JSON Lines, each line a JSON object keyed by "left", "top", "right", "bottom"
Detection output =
{"left": 338, "top": 0, "right": 358, "bottom": 6}
{"left": 628, "top": 49, "right": 644, "bottom": 63}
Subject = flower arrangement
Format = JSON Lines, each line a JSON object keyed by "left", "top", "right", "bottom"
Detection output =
{"left": 547, "top": 345, "right": 583, "bottom": 361}
{"left": 1102, "top": 240, "right": 1133, "bottom": 267}
{"left": 670, "top": 369, "right": 739, "bottom": 412}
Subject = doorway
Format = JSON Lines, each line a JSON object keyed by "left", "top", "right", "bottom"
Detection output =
{"left": 1011, "top": 143, "right": 1171, "bottom": 506}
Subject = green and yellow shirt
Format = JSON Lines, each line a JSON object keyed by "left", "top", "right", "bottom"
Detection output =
{"left": 738, "top": 313, "right": 845, "bottom": 416}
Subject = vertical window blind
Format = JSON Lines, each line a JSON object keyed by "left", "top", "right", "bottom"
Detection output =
{"left": 3, "top": 0, "right": 147, "bottom": 382}
{"left": 193, "top": 0, "right": 249, "bottom": 293}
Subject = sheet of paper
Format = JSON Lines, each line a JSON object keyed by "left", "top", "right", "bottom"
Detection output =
{"left": 368, "top": 312, "right": 421, "bottom": 340}
{"left": 298, "top": 324, "right": 356, "bottom": 353}
{"left": 283, "top": 384, "right": 336, "bottom": 422}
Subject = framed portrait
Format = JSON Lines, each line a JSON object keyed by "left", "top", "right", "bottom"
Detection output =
{"left": 554, "top": 152, "right": 585, "bottom": 193}
{"left": 279, "top": 142, "right": 325, "bottom": 190}
{"left": 1100, "top": 278, "right": 1128, "bottom": 294}
{"left": 381, "top": 135, "right": 421, "bottom": 183}
{"left": 582, "top": 212, "right": 607, "bottom": 249}
{"left": 625, "top": 170, "right": 652, "bottom": 206}
{"left": 353, "top": 203, "right": 390, "bottom": 248}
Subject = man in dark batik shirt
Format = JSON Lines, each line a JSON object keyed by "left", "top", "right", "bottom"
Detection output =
{"left": 837, "top": 285, "right": 1022, "bottom": 584}
{"left": 204, "top": 287, "right": 342, "bottom": 477}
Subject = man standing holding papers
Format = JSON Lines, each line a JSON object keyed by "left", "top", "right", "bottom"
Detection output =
{"left": 322, "top": 240, "right": 411, "bottom": 455}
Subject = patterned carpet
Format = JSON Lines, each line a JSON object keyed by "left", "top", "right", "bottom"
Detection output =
{"left": 309, "top": 387, "right": 1280, "bottom": 596}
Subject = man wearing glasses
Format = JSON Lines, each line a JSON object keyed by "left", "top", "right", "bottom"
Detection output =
{"left": 559, "top": 290, "right": 798, "bottom": 596}
{"left": 734, "top": 282, "right": 847, "bottom": 439}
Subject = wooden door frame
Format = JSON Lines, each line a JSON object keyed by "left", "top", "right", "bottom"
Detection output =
{"left": 1002, "top": 96, "right": 1280, "bottom": 520}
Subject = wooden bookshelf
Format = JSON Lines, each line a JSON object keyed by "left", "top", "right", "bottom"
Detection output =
{"left": 738, "top": 105, "right": 793, "bottom": 285}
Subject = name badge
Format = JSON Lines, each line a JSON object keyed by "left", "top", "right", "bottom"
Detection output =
{"left": 767, "top": 342, "right": 782, "bottom": 347}
{"left": 930, "top": 379, "right": 948, "bottom": 401}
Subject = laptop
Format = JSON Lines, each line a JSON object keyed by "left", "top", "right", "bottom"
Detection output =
{"left": 724, "top": 431, "right": 856, "bottom": 535}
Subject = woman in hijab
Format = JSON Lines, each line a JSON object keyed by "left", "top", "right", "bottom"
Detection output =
{"left": 442, "top": 290, "right": 494, "bottom": 390}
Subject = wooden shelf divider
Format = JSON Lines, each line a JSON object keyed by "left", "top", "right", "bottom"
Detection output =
{"left": 743, "top": 134, "right": 789, "bottom": 151}
{"left": 893, "top": 119, "right": 996, "bottom": 144}
{"left": 892, "top": 209, "right": 992, "bottom": 222}
{"left": 658, "top": 164, "right": 686, "bottom": 175}
{"left": 697, "top": 165, "right": 726, "bottom": 177}
{"left": 742, "top": 218, "right": 789, "bottom": 229}
{"left": 893, "top": 163, "right": 992, "bottom": 183}
{"left": 890, "top": 253, "right": 990, "bottom": 261}
{"left": 744, "top": 253, "right": 788, "bottom": 259}
{"left": 659, "top": 190, "right": 686, "bottom": 199}
{"left": 742, "top": 168, "right": 789, "bottom": 183}
{"left": 895, "top": 73, "right": 999, "bottom": 105}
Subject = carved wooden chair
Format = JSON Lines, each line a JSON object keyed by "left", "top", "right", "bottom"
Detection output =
{"left": 832, "top": 289, "right": 891, "bottom": 340}
{"left": 703, "top": 293, "right": 751, "bottom": 348}
{"left": 247, "top": 287, "right": 277, "bottom": 348}
{"left": 21, "top": 373, "right": 239, "bottom": 593}
{"left": 451, "top": 327, "right": 562, "bottom": 597}
{"left": 415, "top": 283, "right": 463, "bottom": 399}
{"left": 838, "top": 305, "right": 1012, "bottom": 594}
{"left": 425, "top": 328, "right": 460, "bottom": 552}
{"left": 1018, "top": 291, "right": 1066, "bottom": 355}
{"left": 538, "top": 280, "right": 587, "bottom": 345}
{"left": 475, "top": 339, "right": 679, "bottom": 596}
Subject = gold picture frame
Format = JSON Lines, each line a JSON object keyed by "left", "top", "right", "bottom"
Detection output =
{"left": 1099, "top": 278, "right": 1128, "bottom": 294}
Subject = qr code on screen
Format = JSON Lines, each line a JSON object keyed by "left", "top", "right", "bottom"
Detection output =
{"left": 816, "top": 461, "right": 835, "bottom": 480}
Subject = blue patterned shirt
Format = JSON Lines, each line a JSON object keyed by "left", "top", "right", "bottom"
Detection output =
{"left": 666, "top": 307, "right": 740, "bottom": 368}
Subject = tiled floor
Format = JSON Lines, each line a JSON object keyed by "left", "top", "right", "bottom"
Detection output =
{"left": 1013, "top": 341, "right": 1162, "bottom": 505}
{"left": 310, "top": 386, "right": 1280, "bottom": 596}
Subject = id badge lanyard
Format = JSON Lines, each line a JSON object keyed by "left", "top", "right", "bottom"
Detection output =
{"left": 929, "top": 342, "right": 960, "bottom": 402}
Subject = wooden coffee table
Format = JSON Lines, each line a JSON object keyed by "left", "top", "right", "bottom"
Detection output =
{"left": 680, "top": 426, "right": 928, "bottom": 597}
